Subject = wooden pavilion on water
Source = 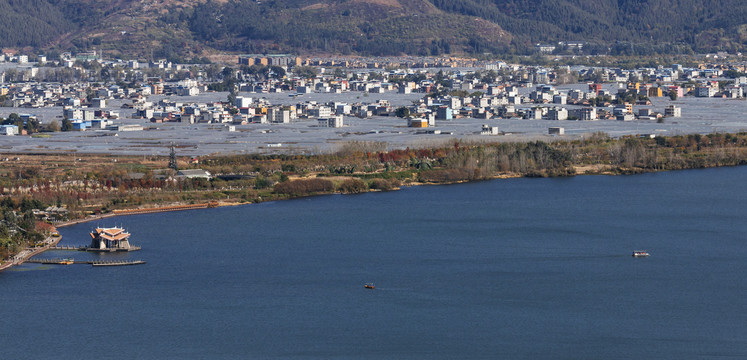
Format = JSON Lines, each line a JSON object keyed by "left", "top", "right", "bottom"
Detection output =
{"left": 85, "top": 227, "right": 141, "bottom": 252}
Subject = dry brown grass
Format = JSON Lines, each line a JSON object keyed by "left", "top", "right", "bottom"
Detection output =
{"left": 574, "top": 164, "right": 614, "bottom": 174}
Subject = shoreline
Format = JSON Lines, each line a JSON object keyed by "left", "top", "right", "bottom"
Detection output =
{"left": 0, "top": 163, "right": 742, "bottom": 272}
{"left": 53, "top": 202, "right": 221, "bottom": 229}
{"left": 0, "top": 179, "right": 462, "bottom": 272}
{"left": 0, "top": 233, "right": 63, "bottom": 272}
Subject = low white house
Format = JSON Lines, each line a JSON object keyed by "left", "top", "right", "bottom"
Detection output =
{"left": 177, "top": 169, "right": 212, "bottom": 179}
{"left": 0, "top": 124, "right": 19, "bottom": 135}
{"left": 549, "top": 127, "right": 565, "bottom": 135}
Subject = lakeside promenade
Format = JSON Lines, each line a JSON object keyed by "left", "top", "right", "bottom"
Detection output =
{"left": 0, "top": 233, "right": 63, "bottom": 272}
{"left": 0, "top": 201, "right": 226, "bottom": 272}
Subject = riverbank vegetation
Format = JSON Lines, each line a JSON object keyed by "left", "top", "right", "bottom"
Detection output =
{"left": 2, "top": 132, "right": 747, "bottom": 261}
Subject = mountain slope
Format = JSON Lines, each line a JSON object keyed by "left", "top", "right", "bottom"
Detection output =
{"left": 164, "top": 0, "right": 511, "bottom": 56}
{"left": 430, "top": 0, "right": 747, "bottom": 52}
{"left": 0, "top": 0, "right": 744, "bottom": 58}
{"left": 0, "top": 0, "right": 74, "bottom": 48}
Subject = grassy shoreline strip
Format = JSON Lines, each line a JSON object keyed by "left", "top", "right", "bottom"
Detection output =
{"left": 2, "top": 132, "right": 747, "bottom": 265}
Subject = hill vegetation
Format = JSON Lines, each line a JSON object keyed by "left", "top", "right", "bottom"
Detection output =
{"left": 159, "top": 0, "right": 511, "bottom": 56}
{"left": 0, "top": 0, "right": 73, "bottom": 48}
{"left": 431, "top": 0, "right": 747, "bottom": 54}
{"left": 0, "top": 0, "right": 744, "bottom": 59}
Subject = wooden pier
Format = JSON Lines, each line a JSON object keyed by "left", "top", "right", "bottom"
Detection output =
{"left": 2, "top": 227, "right": 147, "bottom": 272}
{"left": 48, "top": 245, "right": 142, "bottom": 252}
{"left": 49, "top": 245, "right": 82, "bottom": 250}
{"left": 25, "top": 258, "right": 146, "bottom": 266}
{"left": 82, "top": 246, "right": 141, "bottom": 252}
{"left": 91, "top": 260, "right": 146, "bottom": 267}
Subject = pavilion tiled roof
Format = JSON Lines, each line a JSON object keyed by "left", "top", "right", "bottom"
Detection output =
{"left": 91, "top": 227, "right": 131, "bottom": 241}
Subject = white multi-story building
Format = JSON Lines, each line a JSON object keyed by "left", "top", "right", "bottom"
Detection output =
{"left": 318, "top": 115, "right": 344, "bottom": 128}
{"left": 547, "top": 107, "right": 568, "bottom": 120}
{"left": 665, "top": 105, "right": 682, "bottom": 117}
{"left": 552, "top": 94, "right": 567, "bottom": 105}
{"left": 176, "top": 86, "right": 199, "bottom": 96}
{"left": 448, "top": 97, "right": 461, "bottom": 109}
{"left": 309, "top": 106, "right": 331, "bottom": 118}
{"left": 573, "top": 107, "right": 598, "bottom": 121}
{"left": 91, "top": 98, "right": 106, "bottom": 108}
{"left": 64, "top": 107, "right": 83, "bottom": 120}
{"left": 268, "top": 108, "right": 290, "bottom": 123}
{"left": 235, "top": 96, "right": 252, "bottom": 108}
{"left": 725, "top": 86, "right": 743, "bottom": 99}
{"left": 335, "top": 103, "right": 351, "bottom": 115}
{"left": 524, "top": 107, "right": 543, "bottom": 120}
{"left": 480, "top": 124, "right": 499, "bottom": 135}
{"left": 696, "top": 86, "right": 717, "bottom": 97}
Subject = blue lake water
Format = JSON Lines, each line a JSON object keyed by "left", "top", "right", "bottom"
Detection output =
{"left": 1, "top": 167, "right": 746, "bottom": 359}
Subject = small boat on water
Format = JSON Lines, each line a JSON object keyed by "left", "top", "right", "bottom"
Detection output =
{"left": 364, "top": 283, "right": 375, "bottom": 289}
{"left": 59, "top": 258, "right": 74, "bottom": 265}
{"left": 632, "top": 251, "right": 650, "bottom": 257}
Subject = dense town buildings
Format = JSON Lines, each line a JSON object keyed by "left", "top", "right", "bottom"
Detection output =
{"left": 0, "top": 53, "right": 744, "bottom": 152}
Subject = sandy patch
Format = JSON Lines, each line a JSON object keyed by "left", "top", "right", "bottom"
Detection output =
{"left": 574, "top": 164, "right": 612, "bottom": 174}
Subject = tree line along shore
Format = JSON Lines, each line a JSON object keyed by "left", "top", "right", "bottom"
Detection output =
{"left": 2, "top": 131, "right": 747, "bottom": 263}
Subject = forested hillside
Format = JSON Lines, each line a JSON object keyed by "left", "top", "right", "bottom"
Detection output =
{"left": 0, "top": 0, "right": 73, "bottom": 47}
{"left": 159, "top": 0, "right": 510, "bottom": 56}
{"left": 430, "top": 0, "right": 747, "bottom": 54}
{"left": 0, "top": 0, "right": 744, "bottom": 58}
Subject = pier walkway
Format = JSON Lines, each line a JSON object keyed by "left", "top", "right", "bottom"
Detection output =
{"left": 49, "top": 245, "right": 81, "bottom": 250}
{"left": 47, "top": 245, "right": 142, "bottom": 252}
{"left": 25, "top": 258, "right": 146, "bottom": 266}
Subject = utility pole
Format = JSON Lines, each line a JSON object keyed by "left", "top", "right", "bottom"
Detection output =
{"left": 168, "top": 144, "right": 178, "bottom": 171}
